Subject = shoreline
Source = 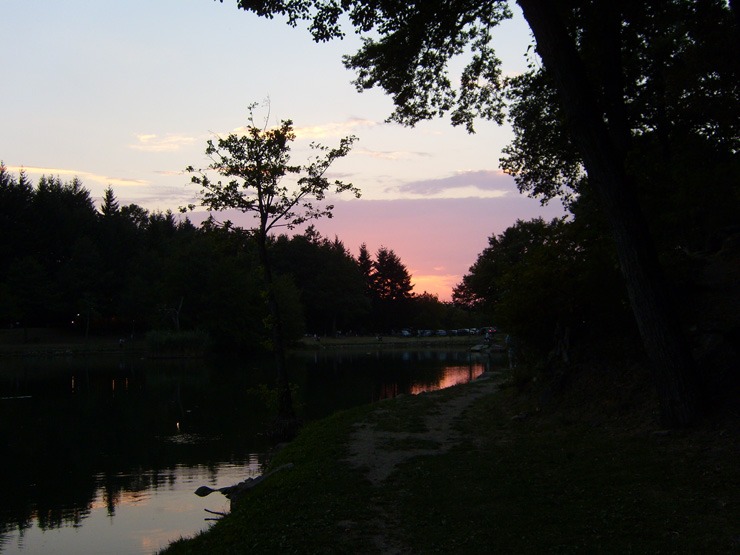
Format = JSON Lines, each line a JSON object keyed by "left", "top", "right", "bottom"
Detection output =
{"left": 0, "top": 329, "right": 496, "bottom": 357}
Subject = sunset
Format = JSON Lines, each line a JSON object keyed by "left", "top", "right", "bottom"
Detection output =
{"left": 2, "top": 1, "right": 738, "bottom": 554}
{"left": 1, "top": 0, "right": 562, "bottom": 301}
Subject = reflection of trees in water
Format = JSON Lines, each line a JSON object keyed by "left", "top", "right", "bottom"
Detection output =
{"left": 292, "top": 349, "right": 496, "bottom": 409}
{"left": 0, "top": 350, "right": 490, "bottom": 540}
{"left": 0, "top": 356, "right": 275, "bottom": 537}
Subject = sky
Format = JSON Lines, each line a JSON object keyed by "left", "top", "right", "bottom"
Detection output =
{"left": 1, "top": 0, "right": 565, "bottom": 301}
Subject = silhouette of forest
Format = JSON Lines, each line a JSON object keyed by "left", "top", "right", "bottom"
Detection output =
{"left": 0, "top": 165, "right": 477, "bottom": 350}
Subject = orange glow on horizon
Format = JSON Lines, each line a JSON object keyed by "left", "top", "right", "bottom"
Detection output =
{"left": 411, "top": 274, "right": 460, "bottom": 302}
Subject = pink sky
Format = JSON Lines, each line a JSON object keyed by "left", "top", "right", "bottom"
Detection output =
{"left": 198, "top": 178, "right": 567, "bottom": 302}
{"left": 309, "top": 196, "right": 566, "bottom": 301}
{"left": 2, "top": 1, "right": 556, "bottom": 303}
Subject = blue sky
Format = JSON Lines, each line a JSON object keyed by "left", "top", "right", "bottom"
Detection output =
{"left": 1, "top": 0, "right": 565, "bottom": 300}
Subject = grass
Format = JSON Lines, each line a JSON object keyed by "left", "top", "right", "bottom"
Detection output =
{"left": 388, "top": 390, "right": 740, "bottom": 553}
{"left": 160, "top": 362, "right": 740, "bottom": 554}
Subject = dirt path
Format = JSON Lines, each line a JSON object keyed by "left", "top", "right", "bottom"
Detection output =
{"left": 345, "top": 372, "right": 505, "bottom": 485}
{"left": 343, "top": 372, "right": 505, "bottom": 552}
{"left": 346, "top": 371, "right": 505, "bottom": 484}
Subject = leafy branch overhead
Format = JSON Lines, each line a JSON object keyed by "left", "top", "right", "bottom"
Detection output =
{"left": 184, "top": 104, "right": 359, "bottom": 236}
{"left": 225, "top": 1, "right": 511, "bottom": 132}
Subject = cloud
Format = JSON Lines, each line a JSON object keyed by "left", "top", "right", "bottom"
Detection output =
{"left": 355, "top": 149, "right": 432, "bottom": 161}
{"left": 393, "top": 169, "right": 514, "bottom": 197}
{"left": 130, "top": 134, "right": 197, "bottom": 152}
{"left": 6, "top": 165, "right": 149, "bottom": 188}
{"left": 293, "top": 118, "right": 378, "bottom": 139}
{"left": 153, "top": 170, "right": 186, "bottom": 176}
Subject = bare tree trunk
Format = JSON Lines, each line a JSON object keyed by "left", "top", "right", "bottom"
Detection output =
{"left": 255, "top": 232, "right": 296, "bottom": 426}
{"left": 518, "top": 0, "right": 699, "bottom": 426}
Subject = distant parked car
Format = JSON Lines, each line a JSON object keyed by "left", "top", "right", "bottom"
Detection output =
{"left": 457, "top": 329, "right": 470, "bottom": 336}
{"left": 435, "top": 329, "right": 447, "bottom": 336}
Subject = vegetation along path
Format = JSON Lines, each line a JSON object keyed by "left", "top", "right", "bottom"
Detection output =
{"left": 162, "top": 367, "right": 740, "bottom": 554}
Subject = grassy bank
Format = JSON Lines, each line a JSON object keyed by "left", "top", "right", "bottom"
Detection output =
{"left": 0, "top": 329, "right": 486, "bottom": 357}
{"left": 0, "top": 327, "right": 143, "bottom": 356}
{"left": 160, "top": 363, "right": 740, "bottom": 554}
{"left": 295, "top": 333, "right": 486, "bottom": 349}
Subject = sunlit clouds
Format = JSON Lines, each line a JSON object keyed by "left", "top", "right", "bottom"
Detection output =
{"left": 130, "top": 134, "right": 197, "bottom": 152}
{"left": 293, "top": 118, "right": 378, "bottom": 139}
{"left": 355, "top": 149, "right": 431, "bottom": 160}
{"left": 6, "top": 165, "right": 149, "bottom": 188}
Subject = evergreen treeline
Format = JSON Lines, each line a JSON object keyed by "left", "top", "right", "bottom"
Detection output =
{"left": 0, "top": 165, "right": 478, "bottom": 349}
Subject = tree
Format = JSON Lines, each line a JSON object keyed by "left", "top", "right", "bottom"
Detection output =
{"left": 507, "top": 0, "right": 738, "bottom": 425}
{"left": 220, "top": 0, "right": 740, "bottom": 425}
{"left": 454, "top": 216, "right": 630, "bottom": 347}
{"left": 372, "top": 247, "right": 414, "bottom": 301}
{"left": 271, "top": 228, "right": 369, "bottom": 335}
{"left": 356, "top": 242, "right": 374, "bottom": 295}
{"left": 100, "top": 185, "right": 120, "bottom": 217}
{"left": 0, "top": 164, "right": 34, "bottom": 274}
{"left": 366, "top": 246, "right": 414, "bottom": 331}
{"left": 185, "top": 103, "right": 358, "bottom": 429}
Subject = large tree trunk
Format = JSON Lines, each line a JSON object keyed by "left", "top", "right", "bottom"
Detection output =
{"left": 255, "top": 233, "right": 296, "bottom": 427}
{"left": 518, "top": 0, "right": 699, "bottom": 426}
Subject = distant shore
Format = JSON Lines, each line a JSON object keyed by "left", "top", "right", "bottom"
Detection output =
{"left": 0, "top": 328, "right": 496, "bottom": 357}
{"left": 295, "top": 333, "right": 490, "bottom": 350}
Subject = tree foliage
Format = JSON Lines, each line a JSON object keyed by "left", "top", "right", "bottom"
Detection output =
{"left": 185, "top": 104, "right": 359, "bottom": 234}
{"left": 501, "top": 1, "right": 740, "bottom": 251}
{"left": 226, "top": 0, "right": 511, "bottom": 131}
{"left": 1, "top": 164, "right": 446, "bottom": 348}
{"left": 184, "top": 104, "right": 358, "bottom": 425}
{"left": 221, "top": 0, "right": 740, "bottom": 425}
{"left": 454, "top": 216, "right": 629, "bottom": 346}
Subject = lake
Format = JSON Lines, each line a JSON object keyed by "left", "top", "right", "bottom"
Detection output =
{"left": 0, "top": 347, "right": 502, "bottom": 554}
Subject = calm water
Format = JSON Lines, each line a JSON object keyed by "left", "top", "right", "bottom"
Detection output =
{"left": 0, "top": 347, "right": 500, "bottom": 554}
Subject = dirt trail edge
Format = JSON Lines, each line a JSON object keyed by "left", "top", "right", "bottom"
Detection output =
{"left": 346, "top": 371, "right": 506, "bottom": 485}
{"left": 342, "top": 371, "right": 505, "bottom": 553}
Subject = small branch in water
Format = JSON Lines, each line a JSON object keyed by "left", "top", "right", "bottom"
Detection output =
{"left": 204, "top": 508, "right": 227, "bottom": 521}
{"left": 204, "top": 508, "right": 227, "bottom": 517}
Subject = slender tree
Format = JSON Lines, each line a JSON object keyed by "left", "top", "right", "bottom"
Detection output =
{"left": 100, "top": 185, "right": 120, "bottom": 217}
{"left": 185, "top": 103, "right": 358, "bottom": 430}
{"left": 356, "top": 242, "right": 374, "bottom": 294}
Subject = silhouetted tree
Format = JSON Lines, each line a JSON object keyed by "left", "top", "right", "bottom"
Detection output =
{"left": 100, "top": 185, "right": 120, "bottom": 217}
{"left": 185, "top": 103, "right": 358, "bottom": 428}
{"left": 220, "top": 0, "right": 740, "bottom": 425}
{"left": 271, "top": 228, "right": 369, "bottom": 335}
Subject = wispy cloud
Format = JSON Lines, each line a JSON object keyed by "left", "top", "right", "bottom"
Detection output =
{"left": 355, "top": 149, "right": 431, "bottom": 160}
{"left": 393, "top": 169, "right": 513, "bottom": 197}
{"left": 153, "top": 169, "right": 185, "bottom": 176}
{"left": 130, "top": 134, "right": 197, "bottom": 152}
{"left": 293, "top": 118, "right": 379, "bottom": 139}
{"left": 6, "top": 165, "right": 149, "bottom": 187}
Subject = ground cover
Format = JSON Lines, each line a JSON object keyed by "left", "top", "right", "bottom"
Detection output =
{"left": 160, "top": 361, "right": 740, "bottom": 554}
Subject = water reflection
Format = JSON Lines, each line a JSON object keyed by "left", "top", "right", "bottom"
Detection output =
{"left": 0, "top": 348, "right": 501, "bottom": 554}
